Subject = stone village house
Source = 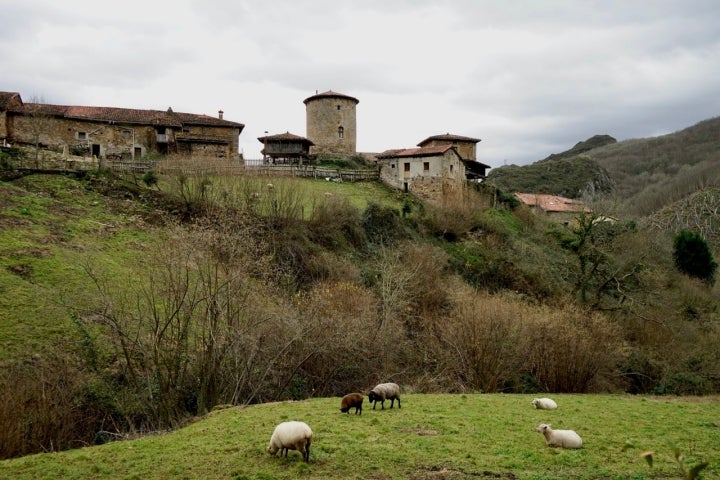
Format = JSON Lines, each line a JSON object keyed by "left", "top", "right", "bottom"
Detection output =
{"left": 0, "top": 92, "right": 244, "bottom": 161}
{"left": 376, "top": 133, "right": 491, "bottom": 198}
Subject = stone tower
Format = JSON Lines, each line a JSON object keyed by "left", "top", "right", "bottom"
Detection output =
{"left": 304, "top": 90, "right": 359, "bottom": 155}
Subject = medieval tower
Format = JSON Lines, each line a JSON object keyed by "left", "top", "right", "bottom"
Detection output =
{"left": 304, "top": 90, "right": 359, "bottom": 155}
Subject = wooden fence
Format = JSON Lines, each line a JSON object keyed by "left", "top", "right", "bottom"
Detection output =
{"left": 4, "top": 153, "right": 379, "bottom": 182}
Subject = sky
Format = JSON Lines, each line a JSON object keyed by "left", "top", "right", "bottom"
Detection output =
{"left": 1, "top": 0, "right": 719, "bottom": 168}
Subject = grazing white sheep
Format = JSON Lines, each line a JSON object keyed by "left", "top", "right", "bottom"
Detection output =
{"left": 267, "top": 421, "right": 313, "bottom": 462}
{"left": 340, "top": 392, "right": 364, "bottom": 415}
{"left": 532, "top": 397, "right": 558, "bottom": 410}
{"left": 368, "top": 382, "right": 401, "bottom": 410}
{"left": 535, "top": 423, "right": 583, "bottom": 449}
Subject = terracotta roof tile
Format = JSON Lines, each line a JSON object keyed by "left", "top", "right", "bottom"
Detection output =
{"left": 514, "top": 192, "right": 591, "bottom": 213}
{"left": 0, "top": 91, "right": 22, "bottom": 109}
{"left": 257, "top": 131, "right": 313, "bottom": 145}
{"left": 3, "top": 93, "right": 243, "bottom": 129}
{"left": 377, "top": 144, "right": 456, "bottom": 159}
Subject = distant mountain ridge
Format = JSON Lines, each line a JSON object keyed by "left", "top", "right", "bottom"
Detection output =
{"left": 487, "top": 116, "right": 720, "bottom": 216}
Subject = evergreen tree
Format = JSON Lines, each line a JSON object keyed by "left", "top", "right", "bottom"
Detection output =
{"left": 673, "top": 229, "right": 717, "bottom": 285}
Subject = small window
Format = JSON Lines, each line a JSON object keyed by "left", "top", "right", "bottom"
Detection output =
{"left": 337, "top": 105, "right": 341, "bottom": 110}
{"left": 423, "top": 162, "right": 429, "bottom": 172}
{"left": 390, "top": 163, "right": 396, "bottom": 169}
{"left": 450, "top": 164, "right": 454, "bottom": 173}
{"left": 404, "top": 163, "right": 410, "bottom": 172}
{"left": 338, "top": 126, "right": 344, "bottom": 139}
{"left": 76, "top": 131, "right": 87, "bottom": 140}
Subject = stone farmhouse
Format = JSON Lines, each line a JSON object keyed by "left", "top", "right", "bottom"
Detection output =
{"left": 0, "top": 91, "right": 244, "bottom": 160}
{"left": 377, "top": 133, "right": 491, "bottom": 197}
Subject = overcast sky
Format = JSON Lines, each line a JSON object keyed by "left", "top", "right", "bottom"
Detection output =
{"left": 1, "top": 0, "right": 719, "bottom": 167}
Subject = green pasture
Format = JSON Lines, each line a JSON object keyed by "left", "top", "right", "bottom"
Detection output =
{"left": 1, "top": 394, "right": 717, "bottom": 479}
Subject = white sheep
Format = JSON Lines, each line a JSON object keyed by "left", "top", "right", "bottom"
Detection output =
{"left": 267, "top": 421, "right": 313, "bottom": 462}
{"left": 368, "top": 382, "right": 401, "bottom": 410}
{"left": 532, "top": 397, "right": 558, "bottom": 410}
{"left": 535, "top": 423, "right": 583, "bottom": 449}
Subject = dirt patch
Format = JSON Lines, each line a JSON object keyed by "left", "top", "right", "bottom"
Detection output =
{"left": 409, "top": 466, "right": 516, "bottom": 479}
{"left": 7, "top": 263, "right": 33, "bottom": 280}
{"left": 401, "top": 425, "right": 441, "bottom": 436}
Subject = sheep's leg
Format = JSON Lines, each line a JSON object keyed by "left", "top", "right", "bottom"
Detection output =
{"left": 304, "top": 444, "right": 310, "bottom": 462}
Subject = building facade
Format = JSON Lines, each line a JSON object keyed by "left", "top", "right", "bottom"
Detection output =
{"left": 304, "top": 90, "right": 358, "bottom": 155}
{"left": 417, "top": 133, "right": 490, "bottom": 180}
{"left": 0, "top": 92, "right": 244, "bottom": 160}
{"left": 377, "top": 145, "right": 466, "bottom": 197}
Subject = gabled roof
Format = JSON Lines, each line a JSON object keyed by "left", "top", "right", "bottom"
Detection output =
{"left": 0, "top": 91, "right": 22, "bottom": 110}
{"left": 257, "top": 131, "right": 314, "bottom": 145}
{"left": 377, "top": 144, "right": 459, "bottom": 159}
{"left": 303, "top": 89, "right": 359, "bottom": 105}
{"left": 417, "top": 133, "right": 481, "bottom": 146}
{"left": 2, "top": 93, "right": 244, "bottom": 129}
{"left": 514, "top": 192, "right": 591, "bottom": 213}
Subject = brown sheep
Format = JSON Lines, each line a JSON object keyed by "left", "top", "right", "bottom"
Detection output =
{"left": 340, "top": 392, "right": 364, "bottom": 415}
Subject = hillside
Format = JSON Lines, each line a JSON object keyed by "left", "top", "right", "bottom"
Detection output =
{"left": 487, "top": 116, "right": 720, "bottom": 216}
{"left": 0, "top": 161, "right": 719, "bottom": 459}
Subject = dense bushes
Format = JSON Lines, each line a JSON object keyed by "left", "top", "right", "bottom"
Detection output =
{"left": 2, "top": 171, "right": 719, "bottom": 459}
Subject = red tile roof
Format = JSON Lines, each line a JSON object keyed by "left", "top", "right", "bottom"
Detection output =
{"left": 514, "top": 192, "right": 591, "bottom": 213}
{"left": 0, "top": 91, "right": 22, "bottom": 109}
{"left": 257, "top": 131, "right": 313, "bottom": 145}
{"left": 377, "top": 144, "right": 457, "bottom": 159}
{"left": 2, "top": 93, "right": 243, "bottom": 129}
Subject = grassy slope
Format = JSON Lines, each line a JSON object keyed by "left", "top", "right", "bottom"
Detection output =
{"left": 0, "top": 394, "right": 717, "bottom": 479}
{"left": 0, "top": 174, "right": 161, "bottom": 360}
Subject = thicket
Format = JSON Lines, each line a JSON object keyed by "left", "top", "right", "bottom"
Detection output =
{"left": 1, "top": 172, "right": 719, "bottom": 459}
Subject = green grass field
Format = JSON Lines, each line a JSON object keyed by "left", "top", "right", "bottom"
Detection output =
{"left": 1, "top": 394, "right": 717, "bottom": 479}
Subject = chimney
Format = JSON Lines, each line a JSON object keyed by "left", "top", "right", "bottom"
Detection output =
{"left": 218, "top": 110, "right": 224, "bottom": 120}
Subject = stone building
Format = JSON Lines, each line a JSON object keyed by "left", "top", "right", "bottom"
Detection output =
{"left": 257, "top": 131, "right": 313, "bottom": 164}
{"left": 0, "top": 91, "right": 244, "bottom": 160}
{"left": 376, "top": 144, "right": 467, "bottom": 197}
{"left": 417, "top": 133, "right": 490, "bottom": 180}
{"left": 304, "top": 90, "right": 358, "bottom": 155}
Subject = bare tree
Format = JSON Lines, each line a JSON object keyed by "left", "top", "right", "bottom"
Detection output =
{"left": 25, "top": 95, "right": 52, "bottom": 167}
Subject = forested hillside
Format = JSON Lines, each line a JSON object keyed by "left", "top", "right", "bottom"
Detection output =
{"left": 487, "top": 116, "right": 720, "bottom": 217}
{"left": 1, "top": 144, "right": 718, "bottom": 459}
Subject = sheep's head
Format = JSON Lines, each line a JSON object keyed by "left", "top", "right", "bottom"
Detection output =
{"left": 536, "top": 423, "right": 551, "bottom": 433}
{"left": 368, "top": 391, "right": 378, "bottom": 402}
{"left": 532, "top": 399, "right": 539, "bottom": 408}
{"left": 267, "top": 444, "right": 278, "bottom": 455}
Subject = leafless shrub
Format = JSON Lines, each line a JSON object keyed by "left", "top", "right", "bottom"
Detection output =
{"left": 518, "top": 301, "right": 627, "bottom": 392}
{"left": 434, "top": 289, "right": 525, "bottom": 392}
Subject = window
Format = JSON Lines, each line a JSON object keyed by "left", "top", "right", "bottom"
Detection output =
{"left": 423, "top": 162, "right": 429, "bottom": 172}
{"left": 338, "top": 126, "right": 344, "bottom": 139}
{"left": 336, "top": 105, "right": 341, "bottom": 110}
{"left": 76, "top": 131, "right": 87, "bottom": 140}
{"left": 404, "top": 162, "right": 410, "bottom": 172}
{"left": 450, "top": 164, "right": 454, "bottom": 173}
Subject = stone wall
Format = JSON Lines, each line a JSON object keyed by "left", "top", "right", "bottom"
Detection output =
{"left": 306, "top": 96, "right": 357, "bottom": 154}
